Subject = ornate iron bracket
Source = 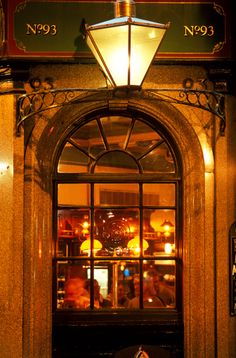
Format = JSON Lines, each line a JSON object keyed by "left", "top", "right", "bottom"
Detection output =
{"left": 14, "top": 85, "right": 225, "bottom": 136}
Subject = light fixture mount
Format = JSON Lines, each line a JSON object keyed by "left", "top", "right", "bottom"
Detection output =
{"left": 115, "top": 0, "right": 136, "bottom": 18}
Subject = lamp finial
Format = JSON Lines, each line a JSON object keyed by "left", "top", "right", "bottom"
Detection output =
{"left": 115, "top": 0, "right": 136, "bottom": 18}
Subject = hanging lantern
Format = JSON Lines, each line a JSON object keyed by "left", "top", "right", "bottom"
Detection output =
{"left": 84, "top": 0, "right": 170, "bottom": 88}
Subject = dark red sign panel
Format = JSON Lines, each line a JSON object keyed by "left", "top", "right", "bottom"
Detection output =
{"left": 0, "top": 0, "right": 233, "bottom": 60}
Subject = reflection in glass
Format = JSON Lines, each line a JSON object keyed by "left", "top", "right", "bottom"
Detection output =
{"left": 127, "top": 120, "right": 161, "bottom": 159}
{"left": 100, "top": 116, "right": 132, "bottom": 150}
{"left": 94, "top": 151, "right": 139, "bottom": 173}
{"left": 140, "top": 142, "right": 175, "bottom": 173}
{"left": 57, "top": 142, "right": 90, "bottom": 173}
{"left": 57, "top": 117, "right": 176, "bottom": 175}
{"left": 71, "top": 120, "right": 105, "bottom": 156}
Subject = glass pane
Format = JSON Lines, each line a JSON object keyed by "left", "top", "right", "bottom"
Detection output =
{"left": 56, "top": 260, "right": 89, "bottom": 309}
{"left": 127, "top": 120, "right": 161, "bottom": 159}
{"left": 71, "top": 120, "right": 105, "bottom": 157}
{"left": 58, "top": 184, "right": 90, "bottom": 206}
{"left": 130, "top": 25, "right": 166, "bottom": 86}
{"left": 128, "top": 260, "right": 176, "bottom": 309}
{"left": 91, "top": 25, "right": 129, "bottom": 87}
{"left": 56, "top": 259, "right": 175, "bottom": 310}
{"left": 143, "top": 183, "right": 175, "bottom": 206}
{"left": 140, "top": 142, "right": 175, "bottom": 173}
{"left": 94, "top": 151, "right": 139, "bottom": 173}
{"left": 100, "top": 116, "right": 132, "bottom": 150}
{"left": 94, "top": 183, "right": 139, "bottom": 206}
{"left": 94, "top": 208, "right": 140, "bottom": 256}
{"left": 57, "top": 142, "right": 90, "bottom": 173}
{"left": 144, "top": 209, "right": 176, "bottom": 256}
{"left": 57, "top": 209, "right": 90, "bottom": 257}
{"left": 103, "top": 260, "right": 140, "bottom": 309}
{"left": 143, "top": 260, "right": 176, "bottom": 308}
{"left": 85, "top": 264, "right": 112, "bottom": 310}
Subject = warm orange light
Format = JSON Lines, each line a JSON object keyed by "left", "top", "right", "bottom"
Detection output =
{"left": 161, "top": 219, "right": 174, "bottom": 239}
{"left": 80, "top": 238, "right": 102, "bottom": 255}
{"left": 82, "top": 221, "right": 89, "bottom": 229}
{"left": 128, "top": 225, "right": 135, "bottom": 233}
{"left": 127, "top": 236, "right": 149, "bottom": 254}
{"left": 164, "top": 243, "right": 172, "bottom": 254}
{"left": 85, "top": 1, "right": 170, "bottom": 88}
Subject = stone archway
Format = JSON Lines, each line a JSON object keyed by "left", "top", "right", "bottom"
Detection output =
{"left": 23, "top": 94, "right": 213, "bottom": 358}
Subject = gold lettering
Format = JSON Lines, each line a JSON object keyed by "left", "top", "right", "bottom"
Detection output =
{"left": 208, "top": 25, "right": 214, "bottom": 36}
{"left": 26, "top": 23, "right": 37, "bottom": 35}
{"left": 26, "top": 23, "right": 57, "bottom": 36}
{"left": 200, "top": 26, "right": 208, "bottom": 36}
{"left": 184, "top": 25, "right": 215, "bottom": 37}
{"left": 51, "top": 25, "right": 57, "bottom": 36}
{"left": 184, "top": 25, "right": 194, "bottom": 36}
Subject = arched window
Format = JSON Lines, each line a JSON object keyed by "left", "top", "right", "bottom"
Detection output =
{"left": 53, "top": 113, "right": 182, "bottom": 312}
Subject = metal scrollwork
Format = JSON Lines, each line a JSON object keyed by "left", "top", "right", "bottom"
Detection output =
{"left": 15, "top": 85, "right": 226, "bottom": 136}
{"left": 143, "top": 88, "right": 225, "bottom": 135}
{"left": 16, "top": 88, "right": 89, "bottom": 135}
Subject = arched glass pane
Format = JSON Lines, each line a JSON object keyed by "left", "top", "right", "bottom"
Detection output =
{"left": 94, "top": 151, "right": 139, "bottom": 173}
{"left": 57, "top": 142, "right": 90, "bottom": 173}
{"left": 71, "top": 120, "right": 105, "bottom": 157}
{"left": 100, "top": 116, "right": 132, "bottom": 150}
{"left": 57, "top": 117, "right": 176, "bottom": 174}
{"left": 127, "top": 120, "right": 161, "bottom": 158}
{"left": 140, "top": 142, "right": 175, "bottom": 173}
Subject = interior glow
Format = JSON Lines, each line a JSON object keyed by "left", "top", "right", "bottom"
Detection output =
{"left": 80, "top": 238, "right": 102, "bottom": 255}
{"left": 127, "top": 236, "right": 149, "bottom": 254}
{"left": 82, "top": 221, "right": 89, "bottom": 229}
{"left": 164, "top": 243, "right": 172, "bottom": 254}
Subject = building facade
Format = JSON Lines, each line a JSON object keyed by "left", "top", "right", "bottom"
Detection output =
{"left": 0, "top": 1, "right": 235, "bottom": 357}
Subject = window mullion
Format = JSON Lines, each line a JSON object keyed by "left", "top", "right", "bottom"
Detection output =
{"left": 90, "top": 183, "right": 95, "bottom": 309}
{"left": 139, "top": 182, "right": 144, "bottom": 309}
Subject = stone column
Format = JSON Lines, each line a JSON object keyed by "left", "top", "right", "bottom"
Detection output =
{"left": 0, "top": 79, "right": 24, "bottom": 357}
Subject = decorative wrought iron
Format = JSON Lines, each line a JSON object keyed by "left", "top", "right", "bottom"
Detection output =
{"left": 15, "top": 86, "right": 226, "bottom": 136}
{"left": 144, "top": 88, "right": 225, "bottom": 135}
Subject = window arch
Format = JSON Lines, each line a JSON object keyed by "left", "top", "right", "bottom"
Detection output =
{"left": 53, "top": 113, "right": 182, "bottom": 313}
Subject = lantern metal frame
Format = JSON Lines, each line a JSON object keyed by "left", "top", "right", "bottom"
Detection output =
{"left": 83, "top": 0, "right": 169, "bottom": 88}
{"left": 84, "top": 17, "right": 170, "bottom": 88}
